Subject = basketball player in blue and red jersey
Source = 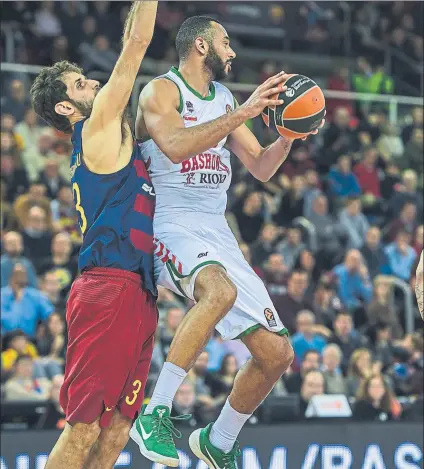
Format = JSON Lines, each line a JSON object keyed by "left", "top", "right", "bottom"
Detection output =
{"left": 29, "top": 2, "right": 158, "bottom": 468}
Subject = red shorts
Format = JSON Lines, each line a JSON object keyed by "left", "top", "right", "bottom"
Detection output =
{"left": 60, "top": 267, "right": 158, "bottom": 428}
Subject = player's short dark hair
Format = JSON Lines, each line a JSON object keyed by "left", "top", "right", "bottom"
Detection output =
{"left": 30, "top": 60, "right": 83, "bottom": 134}
{"left": 175, "top": 16, "right": 222, "bottom": 61}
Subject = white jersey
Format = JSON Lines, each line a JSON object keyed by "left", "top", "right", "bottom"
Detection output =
{"left": 139, "top": 67, "right": 235, "bottom": 221}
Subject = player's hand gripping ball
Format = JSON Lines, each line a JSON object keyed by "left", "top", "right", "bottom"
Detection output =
{"left": 262, "top": 74, "right": 326, "bottom": 140}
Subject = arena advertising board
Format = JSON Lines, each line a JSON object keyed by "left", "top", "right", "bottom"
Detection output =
{"left": 1, "top": 423, "right": 422, "bottom": 469}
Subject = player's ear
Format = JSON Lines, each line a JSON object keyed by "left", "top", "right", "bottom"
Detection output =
{"left": 194, "top": 37, "right": 208, "bottom": 56}
{"left": 55, "top": 101, "right": 75, "bottom": 117}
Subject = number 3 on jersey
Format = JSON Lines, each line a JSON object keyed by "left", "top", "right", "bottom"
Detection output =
{"left": 72, "top": 182, "right": 87, "bottom": 234}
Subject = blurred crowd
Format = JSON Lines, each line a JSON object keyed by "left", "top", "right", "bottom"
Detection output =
{"left": 1, "top": 0, "right": 424, "bottom": 430}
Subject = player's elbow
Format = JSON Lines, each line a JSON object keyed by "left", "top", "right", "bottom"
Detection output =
{"left": 126, "top": 35, "right": 151, "bottom": 50}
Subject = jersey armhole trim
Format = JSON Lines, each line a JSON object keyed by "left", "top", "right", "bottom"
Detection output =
{"left": 162, "top": 76, "right": 184, "bottom": 114}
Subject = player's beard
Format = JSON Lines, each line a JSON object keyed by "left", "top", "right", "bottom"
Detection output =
{"left": 204, "top": 44, "right": 228, "bottom": 81}
{"left": 71, "top": 99, "right": 94, "bottom": 118}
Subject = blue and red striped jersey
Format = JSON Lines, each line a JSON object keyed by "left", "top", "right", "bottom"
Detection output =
{"left": 70, "top": 119, "right": 156, "bottom": 295}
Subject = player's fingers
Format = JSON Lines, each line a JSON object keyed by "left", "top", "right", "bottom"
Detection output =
{"left": 265, "top": 98, "right": 284, "bottom": 107}
{"left": 318, "top": 118, "right": 326, "bottom": 128}
{"left": 262, "top": 86, "right": 286, "bottom": 97}
{"left": 263, "top": 72, "right": 288, "bottom": 89}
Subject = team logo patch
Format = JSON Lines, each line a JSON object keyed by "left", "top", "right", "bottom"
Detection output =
{"left": 186, "top": 101, "right": 194, "bottom": 113}
{"left": 226, "top": 104, "right": 232, "bottom": 114}
{"left": 264, "top": 308, "right": 277, "bottom": 327}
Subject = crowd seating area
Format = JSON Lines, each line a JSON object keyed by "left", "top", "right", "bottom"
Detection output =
{"left": 1, "top": 1, "right": 423, "bottom": 430}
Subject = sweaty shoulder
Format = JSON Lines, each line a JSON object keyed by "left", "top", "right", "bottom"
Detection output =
{"left": 140, "top": 77, "right": 181, "bottom": 112}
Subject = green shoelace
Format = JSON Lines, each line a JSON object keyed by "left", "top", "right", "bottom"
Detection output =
{"left": 153, "top": 413, "right": 192, "bottom": 444}
{"left": 222, "top": 441, "right": 241, "bottom": 469}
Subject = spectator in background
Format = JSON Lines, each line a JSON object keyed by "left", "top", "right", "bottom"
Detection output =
{"left": 238, "top": 243, "right": 265, "bottom": 280}
{"left": 294, "top": 250, "right": 319, "bottom": 295}
{"left": 380, "top": 162, "right": 401, "bottom": 200}
{"left": 263, "top": 253, "right": 289, "bottom": 296}
{"left": 326, "top": 67, "right": 354, "bottom": 119}
{"left": 232, "top": 192, "right": 266, "bottom": 244}
{"left": 3, "top": 355, "right": 52, "bottom": 402}
{"left": 273, "top": 270, "right": 313, "bottom": 334}
{"left": 321, "top": 106, "right": 355, "bottom": 171}
{"left": 1, "top": 231, "right": 38, "bottom": 288}
{"left": 328, "top": 154, "right": 361, "bottom": 203}
{"left": 39, "top": 270, "right": 67, "bottom": 314}
{"left": 390, "top": 170, "right": 422, "bottom": 219}
{"left": 309, "top": 194, "right": 346, "bottom": 270}
{"left": 321, "top": 343, "right": 347, "bottom": 395}
{"left": 361, "top": 226, "right": 391, "bottom": 278}
{"left": 1, "top": 263, "right": 53, "bottom": 338}
{"left": 79, "top": 34, "right": 119, "bottom": 73}
{"left": 1, "top": 79, "right": 29, "bottom": 122}
{"left": 339, "top": 197, "right": 370, "bottom": 250}
{"left": 376, "top": 123, "right": 404, "bottom": 162}
{"left": 367, "top": 276, "right": 403, "bottom": 338}
{"left": 285, "top": 349, "right": 321, "bottom": 394}
{"left": 352, "top": 57, "right": 394, "bottom": 96}
{"left": 312, "top": 277, "right": 343, "bottom": 328}
{"left": 329, "top": 312, "right": 368, "bottom": 371}
{"left": 38, "top": 232, "right": 77, "bottom": 299}
{"left": 14, "top": 108, "right": 44, "bottom": 152}
{"left": 21, "top": 206, "right": 53, "bottom": 270}
{"left": 50, "top": 186, "right": 79, "bottom": 241}
{"left": 291, "top": 310, "right": 328, "bottom": 363}
{"left": 385, "top": 201, "right": 417, "bottom": 242}
{"left": 48, "top": 36, "right": 71, "bottom": 64}
{"left": 354, "top": 146, "right": 381, "bottom": 201}
{"left": 43, "top": 374, "right": 66, "bottom": 430}
{"left": 38, "top": 158, "right": 68, "bottom": 200}
{"left": 346, "top": 348, "right": 379, "bottom": 397}
{"left": 372, "top": 323, "right": 395, "bottom": 371}
{"left": 80, "top": 16, "right": 98, "bottom": 46}
{"left": 282, "top": 143, "right": 315, "bottom": 179}
{"left": 401, "top": 106, "right": 423, "bottom": 144}
{"left": 1, "top": 329, "right": 39, "bottom": 374}
{"left": 210, "top": 354, "right": 238, "bottom": 399}
{"left": 302, "top": 169, "right": 322, "bottom": 219}
{"left": 402, "top": 128, "right": 423, "bottom": 177}
{"left": 273, "top": 175, "right": 305, "bottom": 227}
{"left": 353, "top": 374, "right": 401, "bottom": 421}
{"left": 173, "top": 379, "right": 202, "bottom": 426}
{"left": 157, "top": 307, "right": 185, "bottom": 362}
{"left": 36, "top": 312, "right": 66, "bottom": 367}
{"left": 299, "top": 370, "right": 326, "bottom": 417}
{"left": 333, "top": 250, "right": 373, "bottom": 312}
{"left": 276, "top": 227, "right": 305, "bottom": 271}
{"left": 1, "top": 153, "right": 30, "bottom": 204}
{"left": 32, "top": 1, "right": 62, "bottom": 38}
{"left": 251, "top": 223, "right": 280, "bottom": 267}
{"left": 13, "top": 181, "right": 53, "bottom": 230}
{"left": 385, "top": 230, "right": 417, "bottom": 282}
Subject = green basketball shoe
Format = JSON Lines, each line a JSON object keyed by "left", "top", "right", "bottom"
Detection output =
{"left": 129, "top": 405, "right": 189, "bottom": 467}
{"left": 189, "top": 423, "right": 241, "bottom": 469}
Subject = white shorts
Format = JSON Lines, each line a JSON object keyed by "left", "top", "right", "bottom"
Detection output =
{"left": 153, "top": 214, "right": 287, "bottom": 341}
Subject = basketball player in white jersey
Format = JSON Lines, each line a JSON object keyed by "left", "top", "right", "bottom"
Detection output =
{"left": 130, "top": 17, "right": 323, "bottom": 468}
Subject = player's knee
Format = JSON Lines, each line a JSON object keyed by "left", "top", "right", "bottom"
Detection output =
{"left": 195, "top": 265, "right": 237, "bottom": 312}
{"left": 256, "top": 335, "right": 294, "bottom": 379}
{"left": 69, "top": 420, "right": 101, "bottom": 449}
{"left": 108, "top": 419, "right": 131, "bottom": 450}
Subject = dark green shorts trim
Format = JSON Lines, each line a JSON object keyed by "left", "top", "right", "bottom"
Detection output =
{"left": 165, "top": 259, "right": 226, "bottom": 299}
{"left": 235, "top": 326, "right": 289, "bottom": 340}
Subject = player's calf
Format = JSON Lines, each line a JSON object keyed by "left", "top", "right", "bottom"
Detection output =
{"left": 45, "top": 420, "right": 101, "bottom": 469}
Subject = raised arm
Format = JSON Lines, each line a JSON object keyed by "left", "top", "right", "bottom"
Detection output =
{"left": 87, "top": 1, "right": 158, "bottom": 131}
{"left": 137, "top": 72, "right": 288, "bottom": 163}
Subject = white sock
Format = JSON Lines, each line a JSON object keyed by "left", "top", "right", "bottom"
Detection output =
{"left": 145, "top": 362, "right": 187, "bottom": 414}
{"left": 209, "top": 399, "right": 251, "bottom": 453}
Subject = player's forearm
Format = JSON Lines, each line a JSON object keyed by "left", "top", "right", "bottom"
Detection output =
{"left": 123, "top": 0, "right": 158, "bottom": 46}
{"left": 252, "top": 137, "right": 294, "bottom": 182}
{"left": 166, "top": 107, "right": 250, "bottom": 162}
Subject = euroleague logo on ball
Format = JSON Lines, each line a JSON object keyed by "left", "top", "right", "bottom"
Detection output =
{"left": 285, "top": 88, "right": 295, "bottom": 98}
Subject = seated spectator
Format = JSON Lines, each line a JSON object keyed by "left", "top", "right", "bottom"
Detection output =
{"left": 38, "top": 232, "right": 78, "bottom": 299}
{"left": 1, "top": 329, "right": 38, "bottom": 373}
{"left": 36, "top": 312, "right": 66, "bottom": 366}
{"left": 1, "top": 79, "right": 29, "bottom": 123}
{"left": 361, "top": 226, "right": 391, "bottom": 278}
{"left": 50, "top": 186, "right": 79, "bottom": 240}
{"left": 263, "top": 253, "right": 289, "bottom": 296}
{"left": 209, "top": 354, "right": 238, "bottom": 399}
{"left": 346, "top": 348, "right": 380, "bottom": 397}
{"left": 276, "top": 227, "right": 305, "bottom": 271}
{"left": 376, "top": 123, "right": 404, "bottom": 161}
{"left": 173, "top": 379, "right": 203, "bottom": 427}
{"left": 380, "top": 162, "right": 401, "bottom": 200}
{"left": 79, "top": 34, "right": 119, "bottom": 73}
{"left": 21, "top": 206, "right": 53, "bottom": 270}
{"left": 294, "top": 250, "right": 319, "bottom": 295}
{"left": 303, "top": 169, "right": 322, "bottom": 220}
{"left": 43, "top": 375, "right": 66, "bottom": 430}
{"left": 309, "top": 194, "right": 346, "bottom": 270}
{"left": 321, "top": 344, "right": 347, "bottom": 395}
{"left": 291, "top": 310, "right": 328, "bottom": 364}
{"left": 402, "top": 128, "right": 423, "bottom": 182}
{"left": 272, "top": 270, "right": 313, "bottom": 334}
{"left": 386, "top": 201, "right": 418, "bottom": 242}
{"left": 401, "top": 106, "right": 423, "bottom": 144}
{"left": 367, "top": 276, "right": 403, "bottom": 339}
{"left": 333, "top": 250, "right": 373, "bottom": 312}
{"left": 251, "top": 223, "right": 281, "bottom": 267}
{"left": 284, "top": 349, "right": 321, "bottom": 394}
{"left": 353, "top": 146, "right": 381, "bottom": 200}
{"left": 312, "top": 276, "right": 343, "bottom": 328}
{"left": 389, "top": 170, "right": 422, "bottom": 220}
{"left": 1, "top": 231, "right": 38, "bottom": 288}
{"left": 299, "top": 369, "right": 326, "bottom": 418}
{"left": 232, "top": 192, "right": 266, "bottom": 244}
{"left": 13, "top": 181, "right": 53, "bottom": 230}
{"left": 328, "top": 312, "right": 368, "bottom": 372}
{"left": 1, "top": 152, "right": 30, "bottom": 204}
{"left": 385, "top": 230, "right": 417, "bottom": 282}
{"left": 14, "top": 108, "right": 45, "bottom": 154}
{"left": 3, "top": 355, "right": 52, "bottom": 402}
{"left": 157, "top": 307, "right": 185, "bottom": 362}
{"left": 372, "top": 323, "right": 395, "bottom": 371}
{"left": 353, "top": 374, "right": 401, "bottom": 421}
{"left": 327, "top": 154, "right": 361, "bottom": 201}
{"left": 38, "top": 157, "right": 68, "bottom": 200}
{"left": 281, "top": 143, "right": 315, "bottom": 178}
{"left": 273, "top": 175, "right": 305, "bottom": 227}
{"left": 39, "top": 270, "right": 67, "bottom": 314}
{"left": 205, "top": 331, "right": 226, "bottom": 373}
{"left": 339, "top": 196, "right": 370, "bottom": 250}
{"left": 1, "top": 263, "right": 53, "bottom": 338}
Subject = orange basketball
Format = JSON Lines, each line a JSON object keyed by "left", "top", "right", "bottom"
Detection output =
{"left": 262, "top": 74, "right": 326, "bottom": 139}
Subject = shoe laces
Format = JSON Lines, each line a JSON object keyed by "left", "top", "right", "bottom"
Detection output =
{"left": 222, "top": 441, "right": 241, "bottom": 468}
{"left": 152, "top": 413, "right": 192, "bottom": 444}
